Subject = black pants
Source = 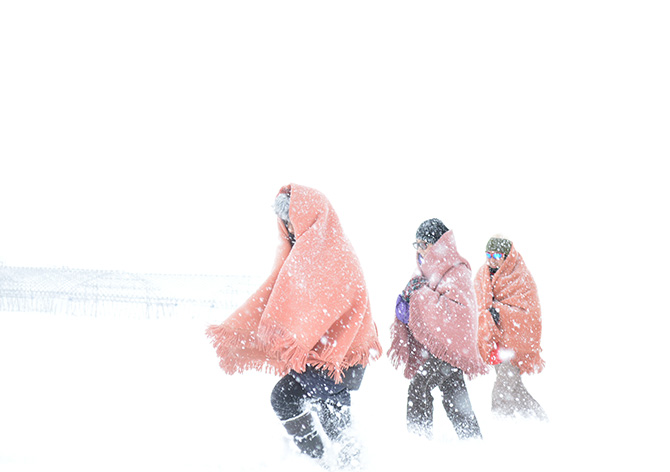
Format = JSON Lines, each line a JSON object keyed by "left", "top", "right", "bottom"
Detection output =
{"left": 407, "top": 356, "right": 482, "bottom": 439}
{"left": 271, "top": 365, "right": 363, "bottom": 441}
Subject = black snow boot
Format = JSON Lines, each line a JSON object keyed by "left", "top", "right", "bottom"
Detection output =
{"left": 282, "top": 411, "right": 325, "bottom": 459}
{"left": 317, "top": 403, "right": 361, "bottom": 469}
{"left": 316, "top": 401, "right": 351, "bottom": 441}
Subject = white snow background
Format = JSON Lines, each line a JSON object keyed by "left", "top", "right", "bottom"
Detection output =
{"left": 1, "top": 1, "right": 668, "bottom": 471}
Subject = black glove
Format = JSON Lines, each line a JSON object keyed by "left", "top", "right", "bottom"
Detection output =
{"left": 488, "top": 307, "right": 501, "bottom": 326}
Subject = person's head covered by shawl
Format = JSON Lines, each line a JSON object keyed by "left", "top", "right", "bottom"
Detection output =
{"left": 207, "top": 183, "right": 382, "bottom": 382}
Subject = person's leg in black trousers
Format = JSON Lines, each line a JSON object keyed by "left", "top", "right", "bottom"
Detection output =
{"left": 437, "top": 364, "right": 482, "bottom": 439}
{"left": 270, "top": 374, "right": 325, "bottom": 458}
{"left": 406, "top": 358, "right": 440, "bottom": 437}
{"left": 407, "top": 357, "right": 482, "bottom": 440}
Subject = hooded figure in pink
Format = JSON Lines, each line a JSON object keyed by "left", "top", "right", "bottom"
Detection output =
{"left": 207, "top": 184, "right": 381, "bottom": 467}
{"left": 388, "top": 219, "right": 486, "bottom": 439}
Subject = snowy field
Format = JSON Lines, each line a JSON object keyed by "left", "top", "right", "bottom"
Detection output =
{"left": 1, "top": 1, "right": 668, "bottom": 470}
{"left": 0, "top": 273, "right": 664, "bottom": 472}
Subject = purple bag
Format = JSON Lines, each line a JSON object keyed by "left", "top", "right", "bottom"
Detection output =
{"left": 395, "top": 294, "right": 410, "bottom": 324}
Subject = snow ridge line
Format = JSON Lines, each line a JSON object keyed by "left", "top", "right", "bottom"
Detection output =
{"left": 0, "top": 265, "right": 259, "bottom": 319}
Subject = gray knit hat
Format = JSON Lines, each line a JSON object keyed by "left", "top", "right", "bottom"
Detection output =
{"left": 274, "top": 192, "right": 290, "bottom": 223}
{"left": 486, "top": 237, "right": 512, "bottom": 255}
{"left": 416, "top": 219, "right": 449, "bottom": 245}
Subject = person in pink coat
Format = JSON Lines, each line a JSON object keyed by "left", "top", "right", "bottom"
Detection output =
{"left": 207, "top": 184, "right": 382, "bottom": 465}
{"left": 388, "top": 219, "right": 487, "bottom": 439}
{"left": 474, "top": 236, "right": 547, "bottom": 420}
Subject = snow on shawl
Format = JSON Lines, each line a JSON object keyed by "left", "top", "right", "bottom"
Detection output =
{"left": 474, "top": 244, "right": 544, "bottom": 375}
{"left": 388, "top": 231, "right": 487, "bottom": 379}
{"left": 206, "top": 184, "right": 381, "bottom": 382}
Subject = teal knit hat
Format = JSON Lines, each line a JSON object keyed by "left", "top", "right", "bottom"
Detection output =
{"left": 486, "top": 237, "right": 512, "bottom": 255}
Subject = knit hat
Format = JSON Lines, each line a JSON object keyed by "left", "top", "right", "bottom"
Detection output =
{"left": 416, "top": 219, "right": 449, "bottom": 245}
{"left": 274, "top": 192, "right": 290, "bottom": 223}
{"left": 486, "top": 237, "right": 512, "bottom": 255}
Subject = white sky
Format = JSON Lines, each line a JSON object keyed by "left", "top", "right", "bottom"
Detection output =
{"left": 1, "top": 1, "right": 667, "bottom": 282}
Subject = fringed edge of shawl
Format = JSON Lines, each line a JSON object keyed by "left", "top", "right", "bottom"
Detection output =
{"left": 343, "top": 337, "right": 384, "bottom": 369}
{"left": 387, "top": 319, "right": 418, "bottom": 379}
{"left": 387, "top": 321, "right": 407, "bottom": 369}
{"left": 215, "top": 357, "right": 289, "bottom": 378}
{"left": 515, "top": 351, "right": 545, "bottom": 375}
{"left": 205, "top": 323, "right": 287, "bottom": 377}
{"left": 386, "top": 345, "right": 403, "bottom": 368}
{"left": 410, "top": 326, "right": 489, "bottom": 379}
{"left": 205, "top": 323, "right": 248, "bottom": 353}
{"left": 257, "top": 318, "right": 383, "bottom": 383}
{"left": 206, "top": 318, "right": 383, "bottom": 383}
{"left": 257, "top": 317, "right": 310, "bottom": 369}
{"left": 307, "top": 337, "right": 383, "bottom": 383}
{"left": 386, "top": 346, "right": 410, "bottom": 376}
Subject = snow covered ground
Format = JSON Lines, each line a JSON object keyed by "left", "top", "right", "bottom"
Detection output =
{"left": 0, "top": 275, "right": 664, "bottom": 471}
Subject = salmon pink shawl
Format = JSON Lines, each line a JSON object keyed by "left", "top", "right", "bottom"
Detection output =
{"left": 206, "top": 184, "right": 381, "bottom": 382}
{"left": 474, "top": 244, "right": 544, "bottom": 374}
{"left": 388, "top": 231, "right": 487, "bottom": 379}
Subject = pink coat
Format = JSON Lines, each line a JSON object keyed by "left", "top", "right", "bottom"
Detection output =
{"left": 388, "top": 231, "right": 488, "bottom": 379}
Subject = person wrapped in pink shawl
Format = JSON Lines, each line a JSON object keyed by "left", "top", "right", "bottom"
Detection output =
{"left": 389, "top": 219, "right": 486, "bottom": 439}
